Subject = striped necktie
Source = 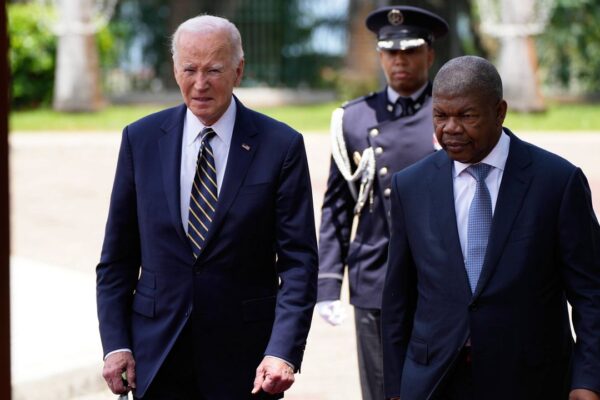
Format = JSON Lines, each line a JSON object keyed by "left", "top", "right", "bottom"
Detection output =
{"left": 465, "top": 163, "right": 493, "bottom": 293}
{"left": 187, "top": 127, "right": 218, "bottom": 258}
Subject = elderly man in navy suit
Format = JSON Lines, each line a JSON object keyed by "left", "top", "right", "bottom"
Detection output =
{"left": 96, "top": 15, "right": 317, "bottom": 399}
{"left": 382, "top": 56, "right": 600, "bottom": 400}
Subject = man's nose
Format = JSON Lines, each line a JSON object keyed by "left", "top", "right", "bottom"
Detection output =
{"left": 194, "top": 73, "right": 209, "bottom": 90}
{"left": 443, "top": 117, "right": 462, "bottom": 134}
{"left": 392, "top": 51, "right": 408, "bottom": 64}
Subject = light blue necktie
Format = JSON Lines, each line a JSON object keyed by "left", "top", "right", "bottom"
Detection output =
{"left": 465, "top": 163, "right": 493, "bottom": 293}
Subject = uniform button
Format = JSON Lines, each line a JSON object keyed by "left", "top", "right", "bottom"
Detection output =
{"left": 387, "top": 104, "right": 393, "bottom": 112}
{"left": 369, "top": 128, "right": 379, "bottom": 137}
{"left": 384, "top": 188, "right": 391, "bottom": 197}
{"left": 414, "top": 103, "right": 421, "bottom": 110}
{"left": 379, "top": 167, "right": 388, "bottom": 177}
{"left": 375, "top": 146, "right": 383, "bottom": 155}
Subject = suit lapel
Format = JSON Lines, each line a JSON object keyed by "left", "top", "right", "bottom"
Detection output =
{"left": 158, "top": 104, "right": 189, "bottom": 246}
{"left": 431, "top": 152, "right": 473, "bottom": 298}
{"left": 199, "top": 98, "right": 258, "bottom": 252}
{"left": 473, "top": 130, "right": 533, "bottom": 298}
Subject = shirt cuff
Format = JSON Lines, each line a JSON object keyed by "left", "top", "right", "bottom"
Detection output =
{"left": 104, "top": 348, "right": 132, "bottom": 360}
{"left": 264, "top": 355, "right": 295, "bottom": 371}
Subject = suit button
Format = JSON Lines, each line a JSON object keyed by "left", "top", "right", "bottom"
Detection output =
{"left": 369, "top": 128, "right": 379, "bottom": 137}
{"left": 379, "top": 167, "right": 388, "bottom": 177}
{"left": 384, "top": 188, "right": 391, "bottom": 197}
{"left": 375, "top": 146, "right": 383, "bottom": 155}
{"left": 387, "top": 104, "right": 393, "bottom": 112}
{"left": 469, "top": 303, "right": 478, "bottom": 311}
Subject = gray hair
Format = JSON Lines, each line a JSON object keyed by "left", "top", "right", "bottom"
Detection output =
{"left": 171, "top": 15, "right": 244, "bottom": 65}
{"left": 433, "top": 56, "right": 503, "bottom": 104}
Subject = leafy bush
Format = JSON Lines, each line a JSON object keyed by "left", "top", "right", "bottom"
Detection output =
{"left": 9, "top": 3, "right": 120, "bottom": 110}
{"left": 8, "top": 3, "right": 57, "bottom": 109}
{"left": 537, "top": 0, "right": 600, "bottom": 94}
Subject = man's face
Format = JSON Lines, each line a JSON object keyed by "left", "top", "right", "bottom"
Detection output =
{"left": 379, "top": 45, "right": 434, "bottom": 96}
{"left": 173, "top": 30, "right": 244, "bottom": 126}
{"left": 433, "top": 89, "right": 507, "bottom": 164}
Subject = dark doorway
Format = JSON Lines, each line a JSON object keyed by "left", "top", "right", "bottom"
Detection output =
{"left": 1, "top": 2, "right": 12, "bottom": 399}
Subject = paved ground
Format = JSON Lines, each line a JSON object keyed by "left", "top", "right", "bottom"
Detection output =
{"left": 9, "top": 130, "right": 600, "bottom": 399}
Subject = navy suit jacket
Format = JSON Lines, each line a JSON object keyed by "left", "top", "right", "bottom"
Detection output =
{"left": 96, "top": 98, "right": 318, "bottom": 398}
{"left": 382, "top": 130, "right": 600, "bottom": 399}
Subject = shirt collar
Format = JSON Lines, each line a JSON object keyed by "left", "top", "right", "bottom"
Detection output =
{"left": 183, "top": 98, "right": 237, "bottom": 147}
{"left": 387, "top": 82, "right": 429, "bottom": 104}
{"left": 453, "top": 129, "right": 511, "bottom": 178}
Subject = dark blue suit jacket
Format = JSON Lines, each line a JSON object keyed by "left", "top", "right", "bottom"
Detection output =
{"left": 96, "top": 98, "right": 318, "bottom": 398}
{"left": 382, "top": 130, "right": 600, "bottom": 399}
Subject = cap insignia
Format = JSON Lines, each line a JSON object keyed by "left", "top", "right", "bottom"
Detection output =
{"left": 387, "top": 9, "right": 404, "bottom": 26}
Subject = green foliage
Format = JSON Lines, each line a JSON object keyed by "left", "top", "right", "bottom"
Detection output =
{"left": 537, "top": 0, "right": 600, "bottom": 93}
{"left": 109, "top": 0, "right": 346, "bottom": 90}
{"left": 97, "top": 23, "right": 122, "bottom": 70}
{"left": 10, "top": 102, "right": 600, "bottom": 132}
{"left": 325, "top": 69, "right": 379, "bottom": 102}
{"left": 108, "top": 0, "right": 171, "bottom": 89}
{"left": 8, "top": 3, "right": 57, "bottom": 109}
{"left": 8, "top": 2, "right": 123, "bottom": 110}
{"left": 9, "top": 104, "right": 165, "bottom": 131}
{"left": 505, "top": 102, "right": 600, "bottom": 131}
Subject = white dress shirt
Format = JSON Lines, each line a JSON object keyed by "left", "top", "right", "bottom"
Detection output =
{"left": 386, "top": 82, "right": 429, "bottom": 105}
{"left": 453, "top": 131, "right": 511, "bottom": 261}
{"left": 180, "top": 99, "right": 235, "bottom": 232}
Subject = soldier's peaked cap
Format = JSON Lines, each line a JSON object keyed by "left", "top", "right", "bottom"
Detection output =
{"left": 366, "top": 5, "right": 448, "bottom": 51}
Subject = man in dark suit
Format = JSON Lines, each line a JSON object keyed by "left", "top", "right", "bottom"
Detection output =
{"left": 96, "top": 15, "right": 318, "bottom": 399}
{"left": 381, "top": 55, "right": 600, "bottom": 400}
{"left": 316, "top": 6, "right": 448, "bottom": 400}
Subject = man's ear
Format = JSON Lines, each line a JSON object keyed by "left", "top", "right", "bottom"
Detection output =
{"left": 496, "top": 99, "right": 508, "bottom": 126}
{"left": 172, "top": 56, "right": 178, "bottom": 81}
{"left": 234, "top": 59, "right": 245, "bottom": 87}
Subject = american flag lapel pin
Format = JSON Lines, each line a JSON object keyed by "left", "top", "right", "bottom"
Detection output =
{"left": 241, "top": 143, "right": 251, "bottom": 151}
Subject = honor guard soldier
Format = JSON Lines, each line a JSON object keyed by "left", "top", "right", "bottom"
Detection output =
{"left": 316, "top": 5, "right": 448, "bottom": 400}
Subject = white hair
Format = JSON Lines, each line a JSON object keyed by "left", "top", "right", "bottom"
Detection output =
{"left": 171, "top": 15, "right": 244, "bottom": 65}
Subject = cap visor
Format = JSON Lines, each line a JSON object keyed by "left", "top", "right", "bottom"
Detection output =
{"left": 377, "top": 37, "right": 427, "bottom": 51}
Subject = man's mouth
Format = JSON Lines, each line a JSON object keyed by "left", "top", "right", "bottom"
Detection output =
{"left": 443, "top": 140, "right": 469, "bottom": 152}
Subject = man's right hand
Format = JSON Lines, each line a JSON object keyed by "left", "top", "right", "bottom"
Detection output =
{"left": 103, "top": 351, "right": 136, "bottom": 395}
{"left": 316, "top": 300, "right": 347, "bottom": 326}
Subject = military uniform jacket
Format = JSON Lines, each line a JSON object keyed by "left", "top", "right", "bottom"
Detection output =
{"left": 318, "top": 87, "right": 436, "bottom": 309}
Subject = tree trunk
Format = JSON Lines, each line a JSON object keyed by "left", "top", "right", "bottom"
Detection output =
{"left": 53, "top": 0, "right": 104, "bottom": 112}
{"left": 497, "top": 0, "right": 545, "bottom": 112}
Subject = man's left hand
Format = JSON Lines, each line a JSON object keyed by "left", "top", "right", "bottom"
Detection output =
{"left": 570, "top": 389, "right": 600, "bottom": 400}
{"left": 251, "top": 357, "right": 295, "bottom": 395}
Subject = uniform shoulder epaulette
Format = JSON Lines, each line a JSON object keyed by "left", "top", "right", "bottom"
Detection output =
{"left": 341, "top": 92, "right": 377, "bottom": 109}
